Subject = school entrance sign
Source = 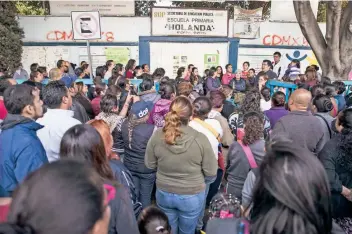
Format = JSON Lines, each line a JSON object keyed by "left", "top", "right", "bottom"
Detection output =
{"left": 151, "top": 7, "right": 228, "bottom": 37}
{"left": 71, "top": 11, "right": 101, "bottom": 40}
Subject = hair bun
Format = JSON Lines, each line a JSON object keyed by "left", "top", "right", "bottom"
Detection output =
{"left": 323, "top": 99, "right": 333, "bottom": 112}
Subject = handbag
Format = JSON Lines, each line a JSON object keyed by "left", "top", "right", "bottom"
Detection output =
{"left": 238, "top": 142, "right": 258, "bottom": 169}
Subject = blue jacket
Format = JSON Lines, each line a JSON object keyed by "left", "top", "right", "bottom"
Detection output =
{"left": 0, "top": 114, "right": 48, "bottom": 194}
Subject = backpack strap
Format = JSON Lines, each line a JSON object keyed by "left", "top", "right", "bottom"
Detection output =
{"left": 193, "top": 118, "right": 221, "bottom": 142}
{"left": 238, "top": 141, "right": 258, "bottom": 169}
{"left": 314, "top": 114, "right": 332, "bottom": 139}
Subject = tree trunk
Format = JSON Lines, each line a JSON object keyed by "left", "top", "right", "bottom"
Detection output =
{"left": 294, "top": 0, "right": 352, "bottom": 80}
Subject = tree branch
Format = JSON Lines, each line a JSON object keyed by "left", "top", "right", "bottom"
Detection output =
{"left": 339, "top": 1, "right": 352, "bottom": 79}
{"left": 325, "top": 1, "right": 342, "bottom": 74}
{"left": 293, "top": 0, "right": 327, "bottom": 71}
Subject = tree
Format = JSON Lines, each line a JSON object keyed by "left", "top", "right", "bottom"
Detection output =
{"left": 15, "top": 1, "right": 48, "bottom": 15}
{"left": 0, "top": 1, "right": 24, "bottom": 74}
{"left": 294, "top": 0, "right": 352, "bottom": 80}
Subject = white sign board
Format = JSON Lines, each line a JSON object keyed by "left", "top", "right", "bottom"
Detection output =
{"left": 49, "top": 1, "right": 135, "bottom": 16}
{"left": 71, "top": 11, "right": 101, "bottom": 40}
{"left": 151, "top": 8, "right": 228, "bottom": 37}
{"left": 233, "top": 7, "right": 262, "bottom": 39}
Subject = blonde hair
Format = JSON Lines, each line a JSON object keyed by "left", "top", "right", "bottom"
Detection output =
{"left": 163, "top": 96, "right": 192, "bottom": 145}
{"left": 49, "top": 68, "right": 61, "bottom": 80}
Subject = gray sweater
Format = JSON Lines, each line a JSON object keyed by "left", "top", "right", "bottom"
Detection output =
{"left": 272, "top": 111, "right": 325, "bottom": 154}
{"left": 314, "top": 112, "right": 334, "bottom": 148}
{"left": 226, "top": 140, "right": 265, "bottom": 201}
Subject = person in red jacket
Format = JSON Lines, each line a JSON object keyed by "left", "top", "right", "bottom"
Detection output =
{"left": 0, "top": 77, "right": 16, "bottom": 121}
{"left": 125, "top": 59, "right": 136, "bottom": 79}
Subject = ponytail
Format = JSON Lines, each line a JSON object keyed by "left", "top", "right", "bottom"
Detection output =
{"left": 163, "top": 111, "right": 182, "bottom": 145}
{"left": 162, "top": 96, "right": 192, "bottom": 145}
{"left": 128, "top": 114, "right": 149, "bottom": 149}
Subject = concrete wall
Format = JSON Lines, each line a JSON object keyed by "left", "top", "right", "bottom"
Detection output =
{"left": 19, "top": 16, "right": 325, "bottom": 77}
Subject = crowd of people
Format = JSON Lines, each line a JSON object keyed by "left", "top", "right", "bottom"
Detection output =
{"left": 0, "top": 51, "right": 351, "bottom": 234}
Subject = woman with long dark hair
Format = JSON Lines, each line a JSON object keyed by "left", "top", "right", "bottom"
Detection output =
{"left": 251, "top": 136, "right": 344, "bottom": 234}
{"left": 226, "top": 112, "right": 265, "bottom": 201}
{"left": 60, "top": 124, "right": 139, "bottom": 234}
{"left": 91, "top": 82, "right": 107, "bottom": 117}
{"left": 125, "top": 59, "right": 136, "bottom": 79}
{"left": 117, "top": 100, "right": 156, "bottom": 209}
{"left": 216, "top": 66, "right": 223, "bottom": 84}
{"left": 145, "top": 96, "right": 218, "bottom": 234}
{"left": 75, "top": 81, "right": 95, "bottom": 119}
{"left": 175, "top": 67, "right": 186, "bottom": 84}
{"left": 0, "top": 160, "right": 112, "bottom": 234}
{"left": 319, "top": 109, "right": 352, "bottom": 223}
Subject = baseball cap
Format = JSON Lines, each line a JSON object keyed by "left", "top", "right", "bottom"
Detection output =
{"left": 131, "top": 101, "right": 153, "bottom": 119}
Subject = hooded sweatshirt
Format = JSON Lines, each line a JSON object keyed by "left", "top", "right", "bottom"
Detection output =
{"left": 145, "top": 125, "right": 218, "bottom": 194}
{"left": 0, "top": 114, "right": 48, "bottom": 193}
{"left": 139, "top": 90, "right": 161, "bottom": 104}
{"left": 147, "top": 99, "right": 172, "bottom": 128}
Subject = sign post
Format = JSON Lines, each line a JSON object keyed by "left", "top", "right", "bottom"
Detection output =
{"left": 71, "top": 11, "right": 101, "bottom": 80}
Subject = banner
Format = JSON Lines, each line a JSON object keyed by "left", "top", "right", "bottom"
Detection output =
{"left": 151, "top": 8, "right": 228, "bottom": 37}
{"left": 270, "top": 0, "right": 319, "bottom": 22}
{"left": 105, "top": 48, "right": 130, "bottom": 65}
{"left": 49, "top": 1, "right": 135, "bottom": 16}
{"left": 233, "top": 7, "right": 262, "bottom": 39}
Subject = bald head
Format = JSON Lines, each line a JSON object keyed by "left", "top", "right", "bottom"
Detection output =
{"left": 289, "top": 89, "right": 312, "bottom": 111}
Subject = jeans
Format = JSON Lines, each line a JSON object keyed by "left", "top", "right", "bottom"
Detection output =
{"left": 156, "top": 189, "right": 205, "bottom": 234}
{"left": 196, "top": 176, "right": 216, "bottom": 231}
{"left": 131, "top": 171, "right": 156, "bottom": 209}
{"left": 206, "top": 168, "right": 224, "bottom": 206}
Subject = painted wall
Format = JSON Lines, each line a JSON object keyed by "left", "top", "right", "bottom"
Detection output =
{"left": 19, "top": 16, "right": 150, "bottom": 42}
{"left": 19, "top": 16, "right": 326, "bottom": 76}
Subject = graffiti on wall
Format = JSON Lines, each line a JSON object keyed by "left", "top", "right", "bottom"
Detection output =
{"left": 262, "top": 34, "right": 309, "bottom": 47}
{"left": 46, "top": 30, "right": 115, "bottom": 42}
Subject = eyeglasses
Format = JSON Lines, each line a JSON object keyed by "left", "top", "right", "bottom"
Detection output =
{"left": 103, "top": 184, "right": 116, "bottom": 206}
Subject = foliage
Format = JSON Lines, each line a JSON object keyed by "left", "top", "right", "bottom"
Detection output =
{"left": 135, "top": 0, "right": 270, "bottom": 18}
{"left": 0, "top": 1, "right": 24, "bottom": 73}
{"left": 172, "top": 1, "right": 270, "bottom": 19}
{"left": 317, "top": 0, "right": 349, "bottom": 22}
{"left": 135, "top": 0, "right": 157, "bottom": 16}
{"left": 15, "top": 1, "right": 48, "bottom": 15}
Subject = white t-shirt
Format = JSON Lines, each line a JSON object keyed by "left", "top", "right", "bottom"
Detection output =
{"left": 189, "top": 119, "right": 223, "bottom": 159}
{"left": 260, "top": 99, "right": 272, "bottom": 112}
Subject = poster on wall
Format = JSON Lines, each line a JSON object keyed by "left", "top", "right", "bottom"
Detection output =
{"left": 105, "top": 48, "right": 130, "bottom": 65}
{"left": 233, "top": 7, "right": 262, "bottom": 39}
{"left": 204, "top": 54, "right": 219, "bottom": 69}
{"left": 172, "top": 55, "right": 180, "bottom": 78}
{"left": 49, "top": 1, "right": 135, "bottom": 16}
{"left": 151, "top": 8, "right": 228, "bottom": 37}
{"left": 172, "top": 55, "right": 188, "bottom": 77}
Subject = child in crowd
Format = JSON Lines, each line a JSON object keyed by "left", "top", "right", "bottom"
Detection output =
{"left": 138, "top": 206, "right": 171, "bottom": 234}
